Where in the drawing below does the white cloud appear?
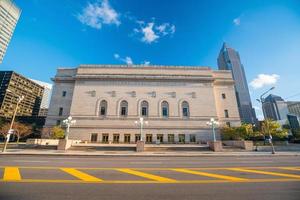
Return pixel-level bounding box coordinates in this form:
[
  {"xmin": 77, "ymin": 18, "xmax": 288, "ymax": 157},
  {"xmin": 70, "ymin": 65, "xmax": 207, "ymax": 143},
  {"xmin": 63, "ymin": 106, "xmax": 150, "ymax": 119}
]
[
  {"xmin": 77, "ymin": 0, "xmax": 120, "ymax": 29},
  {"xmin": 142, "ymin": 61, "xmax": 150, "ymax": 65},
  {"xmin": 114, "ymin": 53, "xmax": 120, "ymax": 59},
  {"xmin": 250, "ymin": 74, "xmax": 280, "ymax": 89},
  {"xmin": 124, "ymin": 57, "xmax": 133, "ymax": 65},
  {"xmin": 114, "ymin": 53, "xmax": 133, "ymax": 65},
  {"xmin": 156, "ymin": 23, "xmax": 175, "ymax": 36},
  {"xmin": 134, "ymin": 21, "xmax": 175, "ymax": 44},
  {"xmin": 141, "ymin": 22, "xmax": 159, "ymax": 43},
  {"xmin": 233, "ymin": 18, "xmax": 240, "ymax": 26}
]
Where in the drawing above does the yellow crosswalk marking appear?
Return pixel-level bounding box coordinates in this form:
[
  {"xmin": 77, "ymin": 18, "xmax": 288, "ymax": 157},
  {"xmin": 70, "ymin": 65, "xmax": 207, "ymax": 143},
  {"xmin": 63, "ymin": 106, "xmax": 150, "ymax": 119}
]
[
  {"xmin": 3, "ymin": 167, "xmax": 21, "ymax": 181},
  {"xmin": 61, "ymin": 168, "xmax": 103, "ymax": 182},
  {"xmin": 117, "ymin": 168, "xmax": 178, "ymax": 183},
  {"xmin": 172, "ymin": 168, "xmax": 248, "ymax": 182},
  {"xmin": 228, "ymin": 168, "xmax": 300, "ymax": 179},
  {"xmin": 279, "ymin": 167, "xmax": 300, "ymax": 171}
]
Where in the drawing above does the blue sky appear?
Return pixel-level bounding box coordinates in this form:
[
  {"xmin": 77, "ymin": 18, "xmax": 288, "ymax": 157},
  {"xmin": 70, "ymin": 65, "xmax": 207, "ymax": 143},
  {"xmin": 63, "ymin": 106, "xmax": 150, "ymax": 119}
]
[{"xmin": 1, "ymin": 0, "xmax": 300, "ymax": 119}]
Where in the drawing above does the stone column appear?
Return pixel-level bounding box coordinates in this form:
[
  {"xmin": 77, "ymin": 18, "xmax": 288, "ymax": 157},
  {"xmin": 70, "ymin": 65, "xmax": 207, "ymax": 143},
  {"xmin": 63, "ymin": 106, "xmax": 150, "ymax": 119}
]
[{"xmin": 174, "ymin": 134, "xmax": 179, "ymax": 144}]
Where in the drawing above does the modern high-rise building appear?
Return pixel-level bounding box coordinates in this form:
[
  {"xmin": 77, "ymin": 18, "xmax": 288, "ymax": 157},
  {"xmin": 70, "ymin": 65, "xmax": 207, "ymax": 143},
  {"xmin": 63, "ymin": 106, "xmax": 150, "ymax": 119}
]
[
  {"xmin": 0, "ymin": 71, "xmax": 44, "ymax": 118},
  {"xmin": 262, "ymin": 94, "xmax": 289, "ymax": 121},
  {"xmin": 31, "ymin": 79, "xmax": 53, "ymax": 117},
  {"xmin": 287, "ymin": 101, "xmax": 300, "ymax": 118},
  {"xmin": 218, "ymin": 43, "xmax": 257, "ymax": 124},
  {"xmin": 0, "ymin": 0, "xmax": 21, "ymax": 63},
  {"xmin": 262, "ymin": 94, "xmax": 300, "ymax": 131}
]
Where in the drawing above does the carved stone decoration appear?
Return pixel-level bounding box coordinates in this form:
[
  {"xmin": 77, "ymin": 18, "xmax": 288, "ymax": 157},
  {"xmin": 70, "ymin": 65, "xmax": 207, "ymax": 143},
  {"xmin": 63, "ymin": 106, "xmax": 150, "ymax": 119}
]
[
  {"xmin": 171, "ymin": 92, "xmax": 176, "ymax": 98},
  {"xmin": 192, "ymin": 92, "xmax": 196, "ymax": 98},
  {"xmin": 111, "ymin": 91, "xmax": 116, "ymax": 97},
  {"xmin": 86, "ymin": 90, "xmax": 96, "ymax": 97},
  {"xmin": 132, "ymin": 91, "xmax": 136, "ymax": 97},
  {"xmin": 152, "ymin": 91, "xmax": 156, "ymax": 98},
  {"xmin": 148, "ymin": 91, "xmax": 156, "ymax": 98}
]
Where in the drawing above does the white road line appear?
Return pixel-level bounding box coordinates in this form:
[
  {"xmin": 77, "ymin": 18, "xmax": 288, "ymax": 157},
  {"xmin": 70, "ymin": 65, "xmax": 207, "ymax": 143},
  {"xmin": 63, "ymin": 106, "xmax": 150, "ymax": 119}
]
[{"xmin": 12, "ymin": 160, "xmax": 50, "ymax": 163}]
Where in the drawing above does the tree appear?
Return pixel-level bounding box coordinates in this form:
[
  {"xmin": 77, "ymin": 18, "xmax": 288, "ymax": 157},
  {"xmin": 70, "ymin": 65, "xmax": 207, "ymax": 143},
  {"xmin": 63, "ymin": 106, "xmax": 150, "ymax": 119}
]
[
  {"xmin": 51, "ymin": 126, "xmax": 65, "ymax": 139},
  {"xmin": 261, "ymin": 119, "xmax": 288, "ymax": 140},
  {"xmin": 0, "ymin": 122, "xmax": 32, "ymax": 144},
  {"xmin": 220, "ymin": 123, "xmax": 257, "ymax": 140},
  {"xmin": 14, "ymin": 122, "xmax": 32, "ymax": 144}
]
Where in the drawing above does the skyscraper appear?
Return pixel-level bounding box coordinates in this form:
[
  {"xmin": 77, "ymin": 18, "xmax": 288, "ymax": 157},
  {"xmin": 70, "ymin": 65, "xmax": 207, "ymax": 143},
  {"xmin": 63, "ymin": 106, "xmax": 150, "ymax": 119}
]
[
  {"xmin": 0, "ymin": 0, "xmax": 21, "ymax": 63},
  {"xmin": 262, "ymin": 94, "xmax": 289, "ymax": 121},
  {"xmin": 0, "ymin": 71, "xmax": 44, "ymax": 118},
  {"xmin": 218, "ymin": 43, "xmax": 257, "ymax": 124},
  {"xmin": 30, "ymin": 79, "xmax": 53, "ymax": 116}
]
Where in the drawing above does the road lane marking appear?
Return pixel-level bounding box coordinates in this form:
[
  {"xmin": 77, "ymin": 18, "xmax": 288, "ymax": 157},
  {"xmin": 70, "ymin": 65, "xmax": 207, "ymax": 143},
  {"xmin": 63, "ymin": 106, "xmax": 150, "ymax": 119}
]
[
  {"xmin": 117, "ymin": 168, "xmax": 177, "ymax": 183},
  {"xmin": 279, "ymin": 167, "xmax": 300, "ymax": 171},
  {"xmin": 60, "ymin": 168, "xmax": 103, "ymax": 182},
  {"xmin": 3, "ymin": 167, "xmax": 21, "ymax": 181},
  {"xmin": 0, "ymin": 178, "xmax": 299, "ymax": 184},
  {"xmin": 172, "ymin": 168, "xmax": 248, "ymax": 182},
  {"xmin": 1, "ymin": 166, "xmax": 300, "ymax": 170},
  {"xmin": 12, "ymin": 160, "xmax": 49, "ymax": 163},
  {"xmin": 228, "ymin": 168, "xmax": 300, "ymax": 179}
]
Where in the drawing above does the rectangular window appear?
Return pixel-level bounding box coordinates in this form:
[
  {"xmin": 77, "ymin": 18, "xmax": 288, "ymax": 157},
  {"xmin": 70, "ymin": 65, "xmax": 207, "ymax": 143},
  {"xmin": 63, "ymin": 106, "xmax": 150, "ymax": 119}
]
[
  {"xmin": 168, "ymin": 134, "xmax": 174, "ymax": 143},
  {"xmin": 102, "ymin": 134, "xmax": 109, "ymax": 143},
  {"xmin": 58, "ymin": 107, "xmax": 63, "ymax": 116},
  {"xmin": 183, "ymin": 108, "xmax": 188, "ymax": 117},
  {"xmin": 121, "ymin": 107, "xmax": 127, "ymax": 116},
  {"xmin": 113, "ymin": 134, "xmax": 120, "ymax": 143},
  {"xmin": 62, "ymin": 91, "xmax": 67, "ymax": 97},
  {"xmin": 124, "ymin": 134, "xmax": 131, "ymax": 143},
  {"xmin": 56, "ymin": 120, "xmax": 61, "ymax": 126},
  {"xmin": 222, "ymin": 93, "xmax": 226, "ymax": 99},
  {"xmin": 141, "ymin": 107, "xmax": 147, "ymax": 116},
  {"xmin": 224, "ymin": 109, "xmax": 229, "ymax": 118},
  {"xmin": 179, "ymin": 134, "xmax": 185, "ymax": 143},
  {"xmin": 190, "ymin": 134, "xmax": 196, "ymax": 143},
  {"xmin": 146, "ymin": 134, "xmax": 152, "ymax": 143},
  {"xmin": 100, "ymin": 107, "xmax": 106, "ymax": 116},
  {"xmin": 91, "ymin": 133, "xmax": 98, "ymax": 142},
  {"xmin": 226, "ymin": 122, "xmax": 231, "ymax": 127},
  {"xmin": 135, "ymin": 134, "xmax": 141, "ymax": 142},
  {"xmin": 162, "ymin": 108, "xmax": 168, "ymax": 117},
  {"xmin": 157, "ymin": 134, "xmax": 163, "ymax": 143}
]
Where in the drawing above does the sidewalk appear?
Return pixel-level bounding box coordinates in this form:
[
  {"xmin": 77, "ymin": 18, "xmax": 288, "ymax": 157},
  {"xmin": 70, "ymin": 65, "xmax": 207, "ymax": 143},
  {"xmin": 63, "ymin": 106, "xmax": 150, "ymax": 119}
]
[{"xmin": 1, "ymin": 148, "xmax": 300, "ymax": 157}]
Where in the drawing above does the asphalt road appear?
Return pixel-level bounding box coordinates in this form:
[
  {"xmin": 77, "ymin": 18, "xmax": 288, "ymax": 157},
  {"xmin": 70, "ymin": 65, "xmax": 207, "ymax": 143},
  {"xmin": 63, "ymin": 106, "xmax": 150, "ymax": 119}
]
[{"xmin": 0, "ymin": 155, "xmax": 300, "ymax": 200}]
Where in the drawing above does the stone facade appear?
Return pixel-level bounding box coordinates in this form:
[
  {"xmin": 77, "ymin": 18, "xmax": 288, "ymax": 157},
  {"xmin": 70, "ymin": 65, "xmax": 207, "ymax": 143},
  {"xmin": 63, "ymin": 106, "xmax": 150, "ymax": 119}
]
[{"xmin": 44, "ymin": 65, "xmax": 241, "ymax": 143}]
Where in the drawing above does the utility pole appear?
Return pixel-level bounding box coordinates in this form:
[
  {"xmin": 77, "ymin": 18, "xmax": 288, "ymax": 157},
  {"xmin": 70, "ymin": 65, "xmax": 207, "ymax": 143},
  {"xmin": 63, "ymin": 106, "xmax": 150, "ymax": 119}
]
[{"xmin": 2, "ymin": 89, "xmax": 24, "ymax": 152}]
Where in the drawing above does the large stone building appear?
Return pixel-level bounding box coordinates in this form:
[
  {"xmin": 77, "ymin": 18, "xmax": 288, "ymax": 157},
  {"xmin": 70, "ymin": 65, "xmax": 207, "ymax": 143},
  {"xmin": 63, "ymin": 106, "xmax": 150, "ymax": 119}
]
[
  {"xmin": 44, "ymin": 65, "xmax": 241, "ymax": 143},
  {"xmin": 0, "ymin": 0, "xmax": 21, "ymax": 63},
  {"xmin": 0, "ymin": 71, "xmax": 44, "ymax": 118}
]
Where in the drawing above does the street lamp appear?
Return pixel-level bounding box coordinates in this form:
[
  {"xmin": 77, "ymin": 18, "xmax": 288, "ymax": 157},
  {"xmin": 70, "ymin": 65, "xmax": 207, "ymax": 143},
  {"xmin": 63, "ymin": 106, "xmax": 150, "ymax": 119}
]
[
  {"xmin": 62, "ymin": 116, "xmax": 76, "ymax": 141},
  {"xmin": 206, "ymin": 118, "xmax": 219, "ymax": 142},
  {"xmin": 2, "ymin": 89, "xmax": 24, "ymax": 152},
  {"xmin": 257, "ymin": 87, "xmax": 276, "ymax": 154},
  {"xmin": 257, "ymin": 86, "xmax": 275, "ymax": 119},
  {"xmin": 135, "ymin": 117, "xmax": 148, "ymax": 141}
]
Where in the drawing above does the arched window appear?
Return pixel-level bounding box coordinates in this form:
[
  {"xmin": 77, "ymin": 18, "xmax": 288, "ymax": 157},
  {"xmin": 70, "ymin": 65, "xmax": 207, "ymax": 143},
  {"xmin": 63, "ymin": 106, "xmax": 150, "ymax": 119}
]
[
  {"xmin": 182, "ymin": 101, "xmax": 189, "ymax": 117},
  {"xmin": 120, "ymin": 100, "xmax": 128, "ymax": 117},
  {"xmin": 141, "ymin": 101, "xmax": 149, "ymax": 117},
  {"xmin": 161, "ymin": 101, "xmax": 169, "ymax": 118},
  {"xmin": 100, "ymin": 100, "xmax": 107, "ymax": 116}
]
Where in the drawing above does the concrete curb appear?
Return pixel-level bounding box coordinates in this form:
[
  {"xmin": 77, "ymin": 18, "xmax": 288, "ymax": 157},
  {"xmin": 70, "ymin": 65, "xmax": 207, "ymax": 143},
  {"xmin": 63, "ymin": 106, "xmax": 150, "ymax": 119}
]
[{"xmin": 1, "ymin": 151, "xmax": 300, "ymax": 157}]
